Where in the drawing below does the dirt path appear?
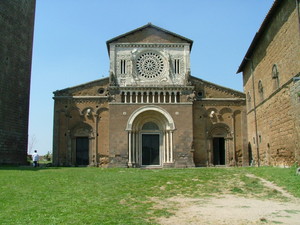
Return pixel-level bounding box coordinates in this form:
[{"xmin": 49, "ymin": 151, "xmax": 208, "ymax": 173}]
[
  {"xmin": 155, "ymin": 174, "xmax": 300, "ymax": 225},
  {"xmin": 245, "ymin": 174, "xmax": 294, "ymax": 199}
]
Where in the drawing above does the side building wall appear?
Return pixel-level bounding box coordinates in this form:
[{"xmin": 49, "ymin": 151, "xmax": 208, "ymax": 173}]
[
  {"xmin": 0, "ymin": 0, "xmax": 36, "ymax": 164},
  {"xmin": 243, "ymin": 1, "xmax": 300, "ymax": 166}
]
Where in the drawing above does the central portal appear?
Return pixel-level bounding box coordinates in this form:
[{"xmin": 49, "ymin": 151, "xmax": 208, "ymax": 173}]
[{"xmin": 142, "ymin": 134, "xmax": 160, "ymax": 166}]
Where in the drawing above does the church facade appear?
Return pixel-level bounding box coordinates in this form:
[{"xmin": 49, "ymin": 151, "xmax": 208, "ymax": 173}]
[{"xmin": 53, "ymin": 24, "xmax": 247, "ymax": 168}]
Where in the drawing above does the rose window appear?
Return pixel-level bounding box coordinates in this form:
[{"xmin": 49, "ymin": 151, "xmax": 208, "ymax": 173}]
[{"xmin": 136, "ymin": 52, "xmax": 164, "ymax": 79}]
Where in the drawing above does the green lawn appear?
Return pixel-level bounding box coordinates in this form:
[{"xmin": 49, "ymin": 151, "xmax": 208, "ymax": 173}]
[{"xmin": 0, "ymin": 166, "xmax": 299, "ymax": 225}]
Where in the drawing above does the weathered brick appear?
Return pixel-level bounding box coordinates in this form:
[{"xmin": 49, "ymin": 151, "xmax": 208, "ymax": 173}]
[
  {"xmin": 239, "ymin": 0, "xmax": 300, "ymax": 167},
  {"xmin": 0, "ymin": 0, "xmax": 35, "ymax": 165}
]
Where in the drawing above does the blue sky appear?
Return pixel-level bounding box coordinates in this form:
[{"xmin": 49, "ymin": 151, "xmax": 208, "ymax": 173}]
[{"xmin": 29, "ymin": 0, "xmax": 274, "ymax": 155}]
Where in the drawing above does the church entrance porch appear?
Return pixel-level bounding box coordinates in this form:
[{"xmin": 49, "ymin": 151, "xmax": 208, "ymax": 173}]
[
  {"xmin": 126, "ymin": 106, "xmax": 175, "ymax": 168},
  {"xmin": 76, "ymin": 137, "xmax": 89, "ymax": 165}
]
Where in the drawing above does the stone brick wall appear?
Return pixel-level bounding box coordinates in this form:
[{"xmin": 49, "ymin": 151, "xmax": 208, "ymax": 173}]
[
  {"xmin": 290, "ymin": 80, "xmax": 300, "ymax": 164},
  {"xmin": 247, "ymin": 80, "xmax": 298, "ymax": 166},
  {"xmin": 0, "ymin": 0, "xmax": 36, "ymax": 164},
  {"xmin": 52, "ymin": 98, "xmax": 110, "ymax": 166},
  {"xmin": 242, "ymin": 1, "xmax": 300, "ymax": 166}
]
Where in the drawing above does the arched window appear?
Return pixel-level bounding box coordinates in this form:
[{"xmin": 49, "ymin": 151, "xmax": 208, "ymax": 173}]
[
  {"xmin": 258, "ymin": 80, "xmax": 264, "ymax": 101},
  {"xmin": 272, "ymin": 64, "xmax": 279, "ymax": 90}
]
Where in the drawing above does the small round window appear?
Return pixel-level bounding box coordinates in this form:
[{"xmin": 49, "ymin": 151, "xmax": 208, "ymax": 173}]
[
  {"xmin": 197, "ymin": 91, "xmax": 203, "ymax": 98},
  {"xmin": 98, "ymin": 88, "xmax": 105, "ymax": 94}
]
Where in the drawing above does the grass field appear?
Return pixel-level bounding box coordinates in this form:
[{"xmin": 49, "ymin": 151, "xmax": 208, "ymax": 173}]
[{"xmin": 0, "ymin": 166, "xmax": 299, "ymax": 225}]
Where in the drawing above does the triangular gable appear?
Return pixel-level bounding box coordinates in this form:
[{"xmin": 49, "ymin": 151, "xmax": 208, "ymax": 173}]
[
  {"xmin": 53, "ymin": 77, "xmax": 109, "ymax": 97},
  {"xmin": 106, "ymin": 23, "xmax": 193, "ymax": 52},
  {"xmin": 190, "ymin": 76, "xmax": 245, "ymax": 99}
]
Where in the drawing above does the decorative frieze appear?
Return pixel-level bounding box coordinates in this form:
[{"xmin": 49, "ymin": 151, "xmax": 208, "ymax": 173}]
[{"xmin": 115, "ymin": 43, "xmax": 187, "ymax": 49}]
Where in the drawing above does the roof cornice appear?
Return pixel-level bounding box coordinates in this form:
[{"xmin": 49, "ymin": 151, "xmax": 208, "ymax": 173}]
[
  {"xmin": 106, "ymin": 23, "xmax": 193, "ymax": 53},
  {"xmin": 237, "ymin": 0, "xmax": 282, "ymax": 74}
]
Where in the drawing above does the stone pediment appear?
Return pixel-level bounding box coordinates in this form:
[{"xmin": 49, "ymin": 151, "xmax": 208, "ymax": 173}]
[
  {"xmin": 53, "ymin": 77, "xmax": 109, "ymax": 97},
  {"xmin": 106, "ymin": 23, "xmax": 193, "ymax": 51},
  {"xmin": 189, "ymin": 76, "xmax": 245, "ymax": 99}
]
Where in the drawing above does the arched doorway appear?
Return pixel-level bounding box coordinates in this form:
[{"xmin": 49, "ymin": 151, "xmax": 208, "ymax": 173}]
[
  {"xmin": 126, "ymin": 106, "xmax": 175, "ymax": 168},
  {"xmin": 208, "ymin": 123, "xmax": 232, "ymax": 166},
  {"xmin": 71, "ymin": 123, "xmax": 94, "ymax": 166}
]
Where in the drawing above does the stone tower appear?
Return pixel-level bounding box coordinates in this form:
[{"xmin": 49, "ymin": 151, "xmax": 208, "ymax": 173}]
[{"xmin": 0, "ymin": 0, "xmax": 36, "ymax": 164}]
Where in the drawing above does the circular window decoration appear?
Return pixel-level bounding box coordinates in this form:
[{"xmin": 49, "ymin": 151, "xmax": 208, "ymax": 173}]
[
  {"xmin": 136, "ymin": 52, "xmax": 164, "ymax": 79},
  {"xmin": 98, "ymin": 88, "xmax": 105, "ymax": 94}
]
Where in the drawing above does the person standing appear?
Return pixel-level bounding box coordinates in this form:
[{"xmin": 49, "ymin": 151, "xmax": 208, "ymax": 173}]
[{"xmin": 32, "ymin": 150, "xmax": 39, "ymax": 167}]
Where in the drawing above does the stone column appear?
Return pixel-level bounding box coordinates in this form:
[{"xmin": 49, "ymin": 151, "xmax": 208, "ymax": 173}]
[
  {"xmin": 135, "ymin": 131, "xmax": 139, "ymax": 166},
  {"xmin": 225, "ymin": 137, "xmax": 233, "ymax": 166},
  {"xmin": 146, "ymin": 91, "xmax": 149, "ymax": 103},
  {"xmin": 166, "ymin": 131, "xmax": 170, "ymax": 163},
  {"xmin": 129, "ymin": 92, "xmax": 133, "ymax": 103},
  {"xmin": 128, "ymin": 131, "xmax": 132, "ymax": 167},
  {"xmin": 124, "ymin": 92, "xmax": 127, "ymax": 103},
  {"xmin": 132, "ymin": 131, "xmax": 136, "ymax": 164},
  {"xmin": 170, "ymin": 131, "xmax": 173, "ymax": 162},
  {"xmin": 163, "ymin": 131, "xmax": 166, "ymax": 162},
  {"xmin": 208, "ymin": 139, "xmax": 212, "ymax": 166}
]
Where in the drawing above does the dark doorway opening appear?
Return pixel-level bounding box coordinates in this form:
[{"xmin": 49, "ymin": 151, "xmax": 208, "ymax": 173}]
[
  {"xmin": 76, "ymin": 137, "xmax": 89, "ymax": 165},
  {"xmin": 248, "ymin": 142, "xmax": 253, "ymax": 165},
  {"xmin": 213, "ymin": 137, "xmax": 225, "ymax": 165},
  {"xmin": 142, "ymin": 134, "xmax": 159, "ymax": 165}
]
